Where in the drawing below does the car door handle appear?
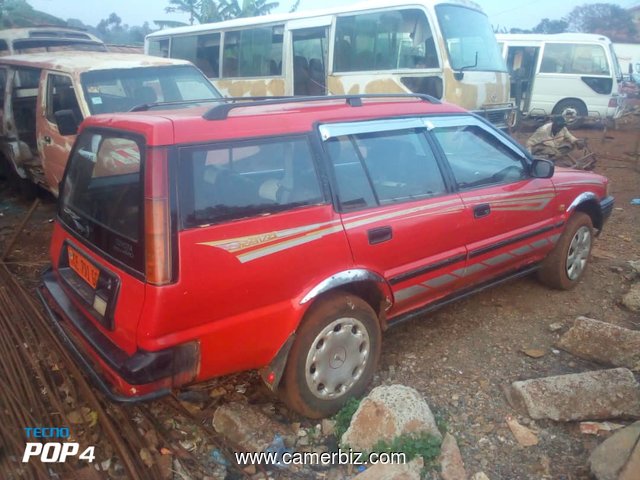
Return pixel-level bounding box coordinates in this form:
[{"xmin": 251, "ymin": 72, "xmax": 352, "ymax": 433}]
[
  {"xmin": 474, "ymin": 203, "xmax": 491, "ymax": 219},
  {"xmin": 367, "ymin": 226, "xmax": 393, "ymax": 245}
]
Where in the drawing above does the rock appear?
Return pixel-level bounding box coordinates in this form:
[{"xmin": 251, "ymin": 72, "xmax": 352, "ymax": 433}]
[
  {"xmin": 243, "ymin": 465, "xmax": 256, "ymax": 475},
  {"xmin": 341, "ymin": 385, "xmax": 442, "ymax": 451},
  {"xmin": 628, "ymin": 260, "xmax": 640, "ymax": 276},
  {"xmin": 522, "ymin": 348, "xmax": 546, "ymax": 359},
  {"xmin": 548, "ymin": 323, "xmax": 563, "ymax": 332},
  {"xmin": 579, "ymin": 421, "xmax": 626, "ymax": 435},
  {"xmin": 352, "ymin": 457, "xmax": 423, "ymax": 480},
  {"xmin": 557, "ymin": 317, "xmax": 640, "ymax": 371},
  {"xmin": 507, "ymin": 368, "xmax": 640, "ymax": 421},
  {"xmin": 622, "ymin": 284, "xmax": 640, "ymax": 312},
  {"xmin": 589, "ymin": 421, "xmax": 640, "ymax": 480},
  {"xmin": 213, "ymin": 403, "xmax": 295, "ymax": 453},
  {"xmin": 439, "ymin": 433, "xmax": 468, "ymax": 480},
  {"xmin": 471, "ymin": 473, "xmax": 491, "ymax": 480},
  {"xmin": 619, "ymin": 438, "xmax": 640, "ymax": 480},
  {"xmin": 321, "ymin": 419, "xmax": 336, "ymax": 437},
  {"xmin": 505, "ymin": 415, "xmax": 538, "ymax": 446}
]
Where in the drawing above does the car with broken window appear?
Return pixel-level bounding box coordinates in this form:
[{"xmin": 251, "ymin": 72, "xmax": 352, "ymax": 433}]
[
  {"xmin": 39, "ymin": 94, "xmax": 614, "ymax": 418},
  {"xmin": 0, "ymin": 51, "xmax": 221, "ymax": 196}
]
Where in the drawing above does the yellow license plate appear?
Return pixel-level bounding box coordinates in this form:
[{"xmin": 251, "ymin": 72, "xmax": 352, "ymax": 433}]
[{"xmin": 68, "ymin": 247, "xmax": 99, "ymax": 289}]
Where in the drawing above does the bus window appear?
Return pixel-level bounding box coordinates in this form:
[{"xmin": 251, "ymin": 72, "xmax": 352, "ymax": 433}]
[
  {"xmin": 223, "ymin": 26, "xmax": 283, "ymax": 77},
  {"xmin": 148, "ymin": 38, "xmax": 169, "ymax": 58},
  {"xmin": 333, "ymin": 9, "xmax": 437, "ymax": 72},
  {"xmin": 292, "ymin": 27, "xmax": 328, "ymax": 95},
  {"xmin": 541, "ymin": 43, "xmax": 610, "ymax": 75},
  {"xmin": 172, "ymin": 33, "xmax": 220, "ymax": 78}
]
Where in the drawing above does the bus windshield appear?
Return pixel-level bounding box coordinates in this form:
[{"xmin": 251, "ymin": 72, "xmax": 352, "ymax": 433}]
[{"xmin": 436, "ymin": 5, "xmax": 506, "ymax": 72}]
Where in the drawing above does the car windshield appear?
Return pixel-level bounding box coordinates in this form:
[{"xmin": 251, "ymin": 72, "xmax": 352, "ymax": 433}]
[
  {"xmin": 436, "ymin": 5, "xmax": 506, "ymax": 72},
  {"xmin": 81, "ymin": 65, "xmax": 221, "ymax": 114}
]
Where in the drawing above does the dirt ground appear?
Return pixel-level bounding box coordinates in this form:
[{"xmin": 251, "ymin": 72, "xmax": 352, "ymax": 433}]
[{"xmin": 0, "ymin": 122, "xmax": 639, "ymax": 480}]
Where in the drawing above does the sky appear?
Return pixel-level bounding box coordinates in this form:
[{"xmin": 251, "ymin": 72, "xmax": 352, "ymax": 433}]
[{"xmin": 26, "ymin": 0, "xmax": 640, "ymax": 30}]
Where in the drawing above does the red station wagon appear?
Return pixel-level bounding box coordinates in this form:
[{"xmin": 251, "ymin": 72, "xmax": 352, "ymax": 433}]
[{"xmin": 40, "ymin": 95, "xmax": 614, "ymax": 418}]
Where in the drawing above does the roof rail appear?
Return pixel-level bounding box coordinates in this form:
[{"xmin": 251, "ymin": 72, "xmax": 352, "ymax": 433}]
[
  {"xmin": 202, "ymin": 94, "xmax": 442, "ymax": 121},
  {"xmin": 128, "ymin": 96, "xmax": 293, "ymax": 112}
]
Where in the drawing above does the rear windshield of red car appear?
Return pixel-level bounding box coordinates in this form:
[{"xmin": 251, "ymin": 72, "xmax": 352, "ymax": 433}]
[{"xmin": 59, "ymin": 130, "xmax": 144, "ymax": 273}]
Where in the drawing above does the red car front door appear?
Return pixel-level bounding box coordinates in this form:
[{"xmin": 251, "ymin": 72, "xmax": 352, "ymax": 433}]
[{"xmin": 429, "ymin": 117, "xmax": 561, "ymax": 287}]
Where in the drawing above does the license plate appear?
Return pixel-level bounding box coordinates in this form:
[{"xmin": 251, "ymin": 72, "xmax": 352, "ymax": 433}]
[{"xmin": 68, "ymin": 246, "xmax": 99, "ymax": 289}]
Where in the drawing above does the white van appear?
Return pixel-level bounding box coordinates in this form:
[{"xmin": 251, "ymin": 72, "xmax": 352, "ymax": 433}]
[{"xmin": 496, "ymin": 33, "xmax": 622, "ymax": 126}]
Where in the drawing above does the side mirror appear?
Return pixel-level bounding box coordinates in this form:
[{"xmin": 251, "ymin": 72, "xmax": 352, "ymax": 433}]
[
  {"xmin": 531, "ymin": 158, "xmax": 554, "ymax": 178},
  {"xmin": 54, "ymin": 110, "xmax": 79, "ymax": 136}
]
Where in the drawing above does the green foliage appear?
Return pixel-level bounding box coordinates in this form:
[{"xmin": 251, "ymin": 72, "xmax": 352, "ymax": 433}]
[
  {"xmin": 533, "ymin": 18, "xmax": 568, "ymax": 34},
  {"xmin": 165, "ymin": 0, "xmax": 280, "ymax": 24},
  {"xmin": 370, "ymin": 432, "xmax": 442, "ymax": 469},
  {"xmin": 0, "ymin": 0, "xmax": 65, "ymax": 28},
  {"xmin": 434, "ymin": 411, "xmax": 448, "ymax": 435},
  {"xmin": 333, "ymin": 397, "xmax": 361, "ymax": 442},
  {"xmin": 564, "ymin": 3, "xmax": 637, "ymax": 42}
]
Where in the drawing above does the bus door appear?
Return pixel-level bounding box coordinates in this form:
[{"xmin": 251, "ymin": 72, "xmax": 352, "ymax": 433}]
[
  {"xmin": 506, "ymin": 46, "xmax": 539, "ymax": 113},
  {"xmin": 287, "ymin": 18, "xmax": 331, "ymax": 96}
]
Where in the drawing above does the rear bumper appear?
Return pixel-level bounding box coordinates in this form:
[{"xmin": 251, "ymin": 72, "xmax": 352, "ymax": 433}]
[{"xmin": 39, "ymin": 268, "xmax": 198, "ymax": 402}]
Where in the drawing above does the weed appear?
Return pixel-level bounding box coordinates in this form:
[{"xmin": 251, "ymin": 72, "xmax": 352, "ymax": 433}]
[
  {"xmin": 434, "ymin": 411, "xmax": 448, "ymax": 434},
  {"xmin": 370, "ymin": 432, "xmax": 442, "ymax": 469},
  {"xmin": 333, "ymin": 397, "xmax": 361, "ymax": 442}
]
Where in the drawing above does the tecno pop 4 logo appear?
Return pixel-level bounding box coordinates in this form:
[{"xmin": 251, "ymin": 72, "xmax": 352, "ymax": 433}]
[{"xmin": 22, "ymin": 427, "xmax": 95, "ymax": 463}]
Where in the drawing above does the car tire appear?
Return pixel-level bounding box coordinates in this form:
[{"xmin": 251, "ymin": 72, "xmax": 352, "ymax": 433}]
[
  {"xmin": 552, "ymin": 99, "xmax": 587, "ymax": 128},
  {"xmin": 280, "ymin": 292, "xmax": 381, "ymax": 419},
  {"xmin": 538, "ymin": 212, "xmax": 593, "ymax": 290}
]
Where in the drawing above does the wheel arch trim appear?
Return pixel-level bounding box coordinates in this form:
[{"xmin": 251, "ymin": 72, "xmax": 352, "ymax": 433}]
[
  {"xmin": 567, "ymin": 192, "xmax": 603, "ymax": 230},
  {"xmin": 567, "ymin": 192, "xmax": 598, "ymax": 212},
  {"xmin": 300, "ymin": 269, "xmax": 391, "ymax": 306}
]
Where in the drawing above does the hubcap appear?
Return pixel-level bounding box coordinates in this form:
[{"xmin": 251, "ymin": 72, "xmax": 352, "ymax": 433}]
[
  {"xmin": 305, "ymin": 317, "xmax": 370, "ymax": 400},
  {"xmin": 566, "ymin": 225, "xmax": 591, "ymax": 280}
]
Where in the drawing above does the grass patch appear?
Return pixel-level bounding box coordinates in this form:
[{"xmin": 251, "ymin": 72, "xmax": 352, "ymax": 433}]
[
  {"xmin": 333, "ymin": 397, "xmax": 361, "ymax": 441},
  {"xmin": 371, "ymin": 432, "xmax": 442, "ymax": 469}
]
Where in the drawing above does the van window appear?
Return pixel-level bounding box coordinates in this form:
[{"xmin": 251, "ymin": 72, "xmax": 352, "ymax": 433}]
[
  {"xmin": 540, "ymin": 43, "xmax": 610, "ymax": 75},
  {"xmin": 179, "ymin": 137, "xmax": 323, "ymax": 227},
  {"xmin": 334, "ymin": 9, "xmax": 437, "ymax": 72},
  {"xmin": 327, "ymin": 129, "xmax": 446, "ymax": 209},
  {"xmin": 223, "ymin": 26, "xmax": 283, "ymax": 77},
  {"xmin": 433, "ymin": 125, "xmax": 526, "ymax": 189},
  {"xmin": 46, "ymin": 74, "xmax": 82, "ymax": 125},
  {"xmin": 148, "ymin": 38, "xmax": 169, "ymax": 58}
]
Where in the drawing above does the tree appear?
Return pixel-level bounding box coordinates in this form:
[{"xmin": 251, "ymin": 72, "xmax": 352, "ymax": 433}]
[
  {"xmin": 0, "ymin": 0, "xmax": 65, "ymax": 27},
  {"xmin": 165, "ymin": 0, "xmax": 284, "ymax": 24},
  {"xmin": 564, "ymin": 3, "xmax": 636, "ymax": 42},
  {"xmin": 533, "ymin": 18, "xmax": 568, "ymax": 34}
]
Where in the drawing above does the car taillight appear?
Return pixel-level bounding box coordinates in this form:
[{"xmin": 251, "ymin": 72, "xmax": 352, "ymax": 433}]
[
  {"xmin": 608, "ymin": 97, "xmax": 618, "ymax": 108},
  {"xmin": 144, "ymin": 148, "xmax": 171, "ymax": 285}
]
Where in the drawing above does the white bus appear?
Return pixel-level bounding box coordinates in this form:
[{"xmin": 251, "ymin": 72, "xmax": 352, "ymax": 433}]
[
  {"xmin": 496, "ymin": 33, "xmax": 622, "ymax": 126},
  {"xmin": 145, "ymin": 0, "xmax": 512, "ymax": 127}
]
